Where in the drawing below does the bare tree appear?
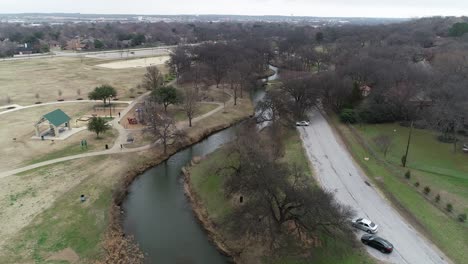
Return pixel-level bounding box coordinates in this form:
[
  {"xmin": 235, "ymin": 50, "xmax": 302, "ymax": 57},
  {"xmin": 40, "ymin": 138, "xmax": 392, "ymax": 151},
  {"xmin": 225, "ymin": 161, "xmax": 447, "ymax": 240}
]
[
  {"xmin": 143, "ymin": 66, "xmax": 163, "ymax": 91},
  {"xmin": 144, "ymin": 102, "xmax": 185, "ymax": 154},
  {"xmin": 194, "ymin": 43, "xmax": 230, "ymax": 88},
  {"xmin": 256, "ymin": 89, "xmax": 293, "ymax": 125},
  {"xmin": 219, "ymin": 125, "xmax": 355, "ymax": 249},
  {"xmin": 183, "ymin": 86, "xmax": 199, "ymax": 127},
  {"xmin": 168, "ymin": 45, "xmax": 192, "ymax": 82},
  {"xmin": 226, "ymin": 70, "xmax": 241, "ymax": 106},
  {"xmin": 280, "ymin": 76, "xmax": 319, "ymax": 118},
  {"xmin": 373, "ymin": 134, "xmax": 394, "ymax": 157},
  {"xmin": 181, "ymin": 63, "xmax": 209, "ymax": 95}
]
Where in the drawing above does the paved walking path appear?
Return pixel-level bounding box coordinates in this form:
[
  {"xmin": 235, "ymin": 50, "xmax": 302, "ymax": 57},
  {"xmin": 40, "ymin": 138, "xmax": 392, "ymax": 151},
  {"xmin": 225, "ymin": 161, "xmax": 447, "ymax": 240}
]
[
  {"xmin": 0, "ymin": 90, "xmax": 232, "ymax": 179},
  {"xmin": 0, "ymin": 100, "xmax": 132, "ymax": 116}
]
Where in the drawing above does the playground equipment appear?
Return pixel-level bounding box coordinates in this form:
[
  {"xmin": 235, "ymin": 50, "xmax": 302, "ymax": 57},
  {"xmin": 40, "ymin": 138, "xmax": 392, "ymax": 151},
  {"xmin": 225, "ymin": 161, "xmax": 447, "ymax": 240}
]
[{"xmin": 127, "ymin": 117, "xmax": 138, "ymax": 125}]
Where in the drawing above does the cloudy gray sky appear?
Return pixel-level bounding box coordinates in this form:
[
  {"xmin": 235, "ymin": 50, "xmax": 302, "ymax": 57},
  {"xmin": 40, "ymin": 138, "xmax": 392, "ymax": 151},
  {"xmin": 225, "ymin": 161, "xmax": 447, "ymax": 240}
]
[{"xmin": 2, "ymin": 0, "xmax": 468, "ymax": 18}]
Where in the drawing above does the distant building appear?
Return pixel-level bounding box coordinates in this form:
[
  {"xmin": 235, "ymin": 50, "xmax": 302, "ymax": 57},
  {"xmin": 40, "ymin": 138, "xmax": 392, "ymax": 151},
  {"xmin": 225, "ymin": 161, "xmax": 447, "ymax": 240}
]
[
  {"xmin": 360, "ymin": 85, "xmax": 372, "ymax": 97},
  {"xmin": 15, "ymin": 43, "xmax": 33, "ymax": 55},
  {"xmin": 66, "ymin": 37, "xmax": 84, "ymax": 50},
  {"xmin": 66, "ymin": 36, "xmax": 95, "ymax": 50},
  {"xmin": 48, "ymin": 40, "xmax": 61, "ymax": 49},
  {"xmin": 409, "ymin": 91, "xmax": 433, "ymax": 109}
]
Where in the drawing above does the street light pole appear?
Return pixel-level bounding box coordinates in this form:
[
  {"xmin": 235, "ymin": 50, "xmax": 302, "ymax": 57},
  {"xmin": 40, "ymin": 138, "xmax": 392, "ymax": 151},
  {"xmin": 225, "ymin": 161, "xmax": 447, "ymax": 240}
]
[{"xmin": 109, "ymin": 97, "xmax": 112, "ymax": 118}]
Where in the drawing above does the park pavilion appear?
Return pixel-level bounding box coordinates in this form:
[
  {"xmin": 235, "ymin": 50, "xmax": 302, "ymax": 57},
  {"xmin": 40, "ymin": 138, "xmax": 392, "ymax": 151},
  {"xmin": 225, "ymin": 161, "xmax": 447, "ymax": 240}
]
[{"xmin": 34, "ymin": 109, "xmax": 72, "ymax": 138}]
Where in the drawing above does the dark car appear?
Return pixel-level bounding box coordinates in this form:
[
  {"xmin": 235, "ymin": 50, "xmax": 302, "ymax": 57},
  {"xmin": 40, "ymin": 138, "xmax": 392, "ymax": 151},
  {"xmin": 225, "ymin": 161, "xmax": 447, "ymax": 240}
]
[{"xmin": 361, "ymin": 234, "xmax": 393, "ymax": 254}]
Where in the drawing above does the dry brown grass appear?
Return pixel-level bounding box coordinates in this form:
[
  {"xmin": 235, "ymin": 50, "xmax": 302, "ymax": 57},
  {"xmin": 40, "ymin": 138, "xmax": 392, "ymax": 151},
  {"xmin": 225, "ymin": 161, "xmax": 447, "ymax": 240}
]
[
  {"xmin": 0, "ymin": 103, "xmax": 117, "ymax": 170},
  {"xmin": 0, "ymin": 84, "xmax": 254, "ymax": 263},
  {"xmin": 0, "ymin": 56, "xmax": 167, "ymax": 105}
]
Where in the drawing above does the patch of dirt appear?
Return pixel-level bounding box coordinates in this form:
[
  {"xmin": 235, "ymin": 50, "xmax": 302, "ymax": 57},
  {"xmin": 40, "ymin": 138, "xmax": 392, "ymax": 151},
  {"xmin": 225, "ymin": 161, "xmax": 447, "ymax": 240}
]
[
  {"xmin": 46, "ymin": 247, "xmax": 79, "ymax": 263},
  {"xmin": 96, "ymin": 56, "xmax": 170, "ymax": 69}
]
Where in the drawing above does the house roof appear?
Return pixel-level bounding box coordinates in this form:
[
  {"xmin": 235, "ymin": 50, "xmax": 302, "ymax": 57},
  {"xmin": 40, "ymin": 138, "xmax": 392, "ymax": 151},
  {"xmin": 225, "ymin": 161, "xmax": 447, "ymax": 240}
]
[{"xmin": 43, "ymin": 109, "xmax": 71, "ymax": 127}]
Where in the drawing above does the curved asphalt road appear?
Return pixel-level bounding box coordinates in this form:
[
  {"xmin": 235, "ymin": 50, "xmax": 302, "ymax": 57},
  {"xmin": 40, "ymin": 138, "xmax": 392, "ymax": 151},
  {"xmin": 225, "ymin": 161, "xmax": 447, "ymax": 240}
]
[{"xmin": 298, "ymin": 109, "xmax": 451, "ymax": 264}]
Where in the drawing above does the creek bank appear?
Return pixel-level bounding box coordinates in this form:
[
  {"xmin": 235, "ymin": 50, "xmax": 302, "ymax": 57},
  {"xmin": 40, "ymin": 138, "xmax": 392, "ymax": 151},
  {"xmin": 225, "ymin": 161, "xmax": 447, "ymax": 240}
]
[
  {"xmin": 182, "ymin": 164, "xmax": 237, "ymax": 263},
  {"xmin": 116, "ymin": 65, "xmax": 278, "ymax": 263},
  {"xmin": 106, "ymin": 113, "xmax": 252, "ymax": 262}
]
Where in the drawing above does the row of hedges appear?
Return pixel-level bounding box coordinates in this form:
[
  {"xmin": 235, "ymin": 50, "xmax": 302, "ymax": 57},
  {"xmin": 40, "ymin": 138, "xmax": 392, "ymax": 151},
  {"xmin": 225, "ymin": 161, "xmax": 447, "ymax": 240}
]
[{"xmin": 404, "ymin": 170, "xmax": 466, "ymax": 223}]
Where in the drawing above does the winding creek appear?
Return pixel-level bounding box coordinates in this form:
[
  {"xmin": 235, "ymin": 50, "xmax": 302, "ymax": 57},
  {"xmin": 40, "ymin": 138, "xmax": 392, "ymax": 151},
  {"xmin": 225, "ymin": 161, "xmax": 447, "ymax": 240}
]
[{"xmin": 122, "ymin": 65, "xmax": 278, "ymax": 264}]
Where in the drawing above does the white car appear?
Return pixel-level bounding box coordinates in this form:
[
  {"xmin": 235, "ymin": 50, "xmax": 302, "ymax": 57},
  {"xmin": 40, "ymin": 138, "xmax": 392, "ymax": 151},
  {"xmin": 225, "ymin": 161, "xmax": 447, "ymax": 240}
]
[
  {"xmin": 296, "ymin": 121, "xmax": 310, "ymax": 126},
  {"xmin": 351, "ymin": 218, "xmax": 378, "ymax": 233}
]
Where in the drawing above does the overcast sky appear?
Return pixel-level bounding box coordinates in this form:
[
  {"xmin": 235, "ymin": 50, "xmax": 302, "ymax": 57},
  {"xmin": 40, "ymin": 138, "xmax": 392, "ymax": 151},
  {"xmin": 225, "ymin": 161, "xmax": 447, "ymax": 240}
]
[{"xmin": 2, "ymin": 0, "xmax": 468, "ymax": 18}]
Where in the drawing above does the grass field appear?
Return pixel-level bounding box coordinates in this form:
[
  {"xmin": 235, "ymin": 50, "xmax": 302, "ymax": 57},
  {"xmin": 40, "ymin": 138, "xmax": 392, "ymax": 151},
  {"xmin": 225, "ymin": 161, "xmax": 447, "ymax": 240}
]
[
  {"xmin": 0, "ymin": 103, "xmax": 119, "ymax": 171},
  {"xmin": 189, "ymin": 128, "xmax": 374, "ymax": 264},
  {"xmin": 0, "ymin": 154, "xmax": 148, "ymax": 264},
  {"xmin": 0, "ymin": 89, "xmax": 255, "ymax": 264},
  {"xmin": 0, "ymin": 56, "xmax": 166, "ymax": 105},
  {"xmin": 353, "ymin": 123, "xmax": 468, "ymax": 214},
  {"xmin": 332, "ymin": 118, "xmax": 468, "ymax": 264}
]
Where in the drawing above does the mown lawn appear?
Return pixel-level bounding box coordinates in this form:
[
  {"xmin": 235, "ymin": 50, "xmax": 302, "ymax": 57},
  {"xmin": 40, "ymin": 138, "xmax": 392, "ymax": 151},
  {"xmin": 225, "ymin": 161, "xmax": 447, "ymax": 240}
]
[
  {"xmin": 354, "ymin": 123, "xmax": 468, "ymax": 212},
  {"xmin": 189, "ymin": 128, "xmax": 374, "ymax": 264},
  {"xmin": 332, "ymin": 118, "xmax": 468, "ymax": 264}
]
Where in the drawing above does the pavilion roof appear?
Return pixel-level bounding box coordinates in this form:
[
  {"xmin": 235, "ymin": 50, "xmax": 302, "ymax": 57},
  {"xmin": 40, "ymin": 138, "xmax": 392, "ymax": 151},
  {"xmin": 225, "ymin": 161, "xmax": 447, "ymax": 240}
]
[{"xmin": 42, "ymin": 109, "xmax": 71, "ymax": 127}]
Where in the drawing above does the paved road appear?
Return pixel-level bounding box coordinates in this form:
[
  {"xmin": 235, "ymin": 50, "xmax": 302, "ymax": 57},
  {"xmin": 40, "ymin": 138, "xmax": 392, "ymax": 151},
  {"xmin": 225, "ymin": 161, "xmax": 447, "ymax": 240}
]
[
  {"xmin": 298, "ymin": 109, "xmax": 451, "ymax": 264},
  {"xmin": 0, "ymin": 46, "xmax": 176, "ymax": 62}
]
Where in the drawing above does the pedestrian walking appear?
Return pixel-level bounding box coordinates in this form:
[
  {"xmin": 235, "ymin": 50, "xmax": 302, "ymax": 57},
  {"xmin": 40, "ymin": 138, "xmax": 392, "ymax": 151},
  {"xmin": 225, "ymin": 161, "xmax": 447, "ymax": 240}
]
[
  {"xmin": 120, "ymin": 144, "xmax": 123, "ymax": 149},
  {"xmin": 118, "ymin": 112, "xmax": 121, "ymax": 117}
]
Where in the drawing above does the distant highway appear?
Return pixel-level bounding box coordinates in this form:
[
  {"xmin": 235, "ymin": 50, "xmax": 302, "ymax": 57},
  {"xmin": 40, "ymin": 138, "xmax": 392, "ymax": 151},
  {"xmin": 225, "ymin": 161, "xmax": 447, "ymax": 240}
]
[{"xmin": 0, "ymin": 45, "xmax": 176, "ymax": 62}]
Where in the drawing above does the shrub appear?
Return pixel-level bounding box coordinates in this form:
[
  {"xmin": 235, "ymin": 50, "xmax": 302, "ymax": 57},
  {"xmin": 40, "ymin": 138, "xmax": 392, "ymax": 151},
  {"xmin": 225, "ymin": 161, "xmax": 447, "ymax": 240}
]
[
  {"xmin": 414, "ymin": 182, "xmax": 420, "ymax": 187},
  {"xmin": 446, "ymin": 203, "xmax": 453, "ymax": 212},
  {"xmin": 437, "ymin": 134, "xmax": 457, "ymax": 143},
  {"xmin": 401, "ymin": 155, "xmax": 407, "ymax": 167},
  {"xmin": 423, "ymin": 186, "xmax": 431, "ymax": 195},
  {"xmin": 435, "ymin": 194, "xmax": 440, "ymax": 203},
  {"xmin": 405, "ymin": 170, "xmax": 411, "ymax": 179},
  {"xmin": 458, "ymin": 213, "xmax": 467, "ymax": 223},
  {"xmin": 339, "ymin": 108, "xmax": 357, "ymax": 124}
]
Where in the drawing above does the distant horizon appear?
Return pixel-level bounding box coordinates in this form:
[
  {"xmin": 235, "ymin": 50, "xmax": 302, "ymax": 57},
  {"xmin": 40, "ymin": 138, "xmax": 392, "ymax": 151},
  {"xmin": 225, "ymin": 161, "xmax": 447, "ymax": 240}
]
[
  {"xmin": 2, "ymin": 0, "xmax": 467, "ymax": 19},
  {"xmin": 0, "ymin": 12, "xmax": 427, "ymax": 20}
]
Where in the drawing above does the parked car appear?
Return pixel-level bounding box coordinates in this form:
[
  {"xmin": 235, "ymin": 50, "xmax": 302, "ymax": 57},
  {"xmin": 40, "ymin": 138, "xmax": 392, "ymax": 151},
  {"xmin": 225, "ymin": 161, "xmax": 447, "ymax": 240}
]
[
  {"xmin": 296, "ymin": 121, "xmax": 310, "ymax": 126},
  {"xmin": 463, "ymin": 143, "xmax": 468, "ymax": 153},
  {"xmin": 361, "ymin": 234, "xmax": 393, "ymax": 253},
  {"xmin": 351, "ymin": 217, "xmax": 378, "ymax": 233}
]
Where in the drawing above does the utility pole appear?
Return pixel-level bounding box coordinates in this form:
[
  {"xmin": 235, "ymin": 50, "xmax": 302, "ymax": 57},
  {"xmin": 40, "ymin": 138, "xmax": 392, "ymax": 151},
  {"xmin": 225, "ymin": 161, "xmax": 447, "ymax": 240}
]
[{"xmin": 402, "ymin": 120, "xmax": 413, "ymax": 167}]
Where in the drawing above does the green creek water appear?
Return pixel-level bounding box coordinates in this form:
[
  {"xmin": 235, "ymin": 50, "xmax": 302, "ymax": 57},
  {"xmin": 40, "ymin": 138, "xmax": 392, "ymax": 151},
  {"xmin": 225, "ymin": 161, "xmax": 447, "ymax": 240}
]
[{"xmin": 122, "ymin": 65, "xmax": 278, "ymax": 264}]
